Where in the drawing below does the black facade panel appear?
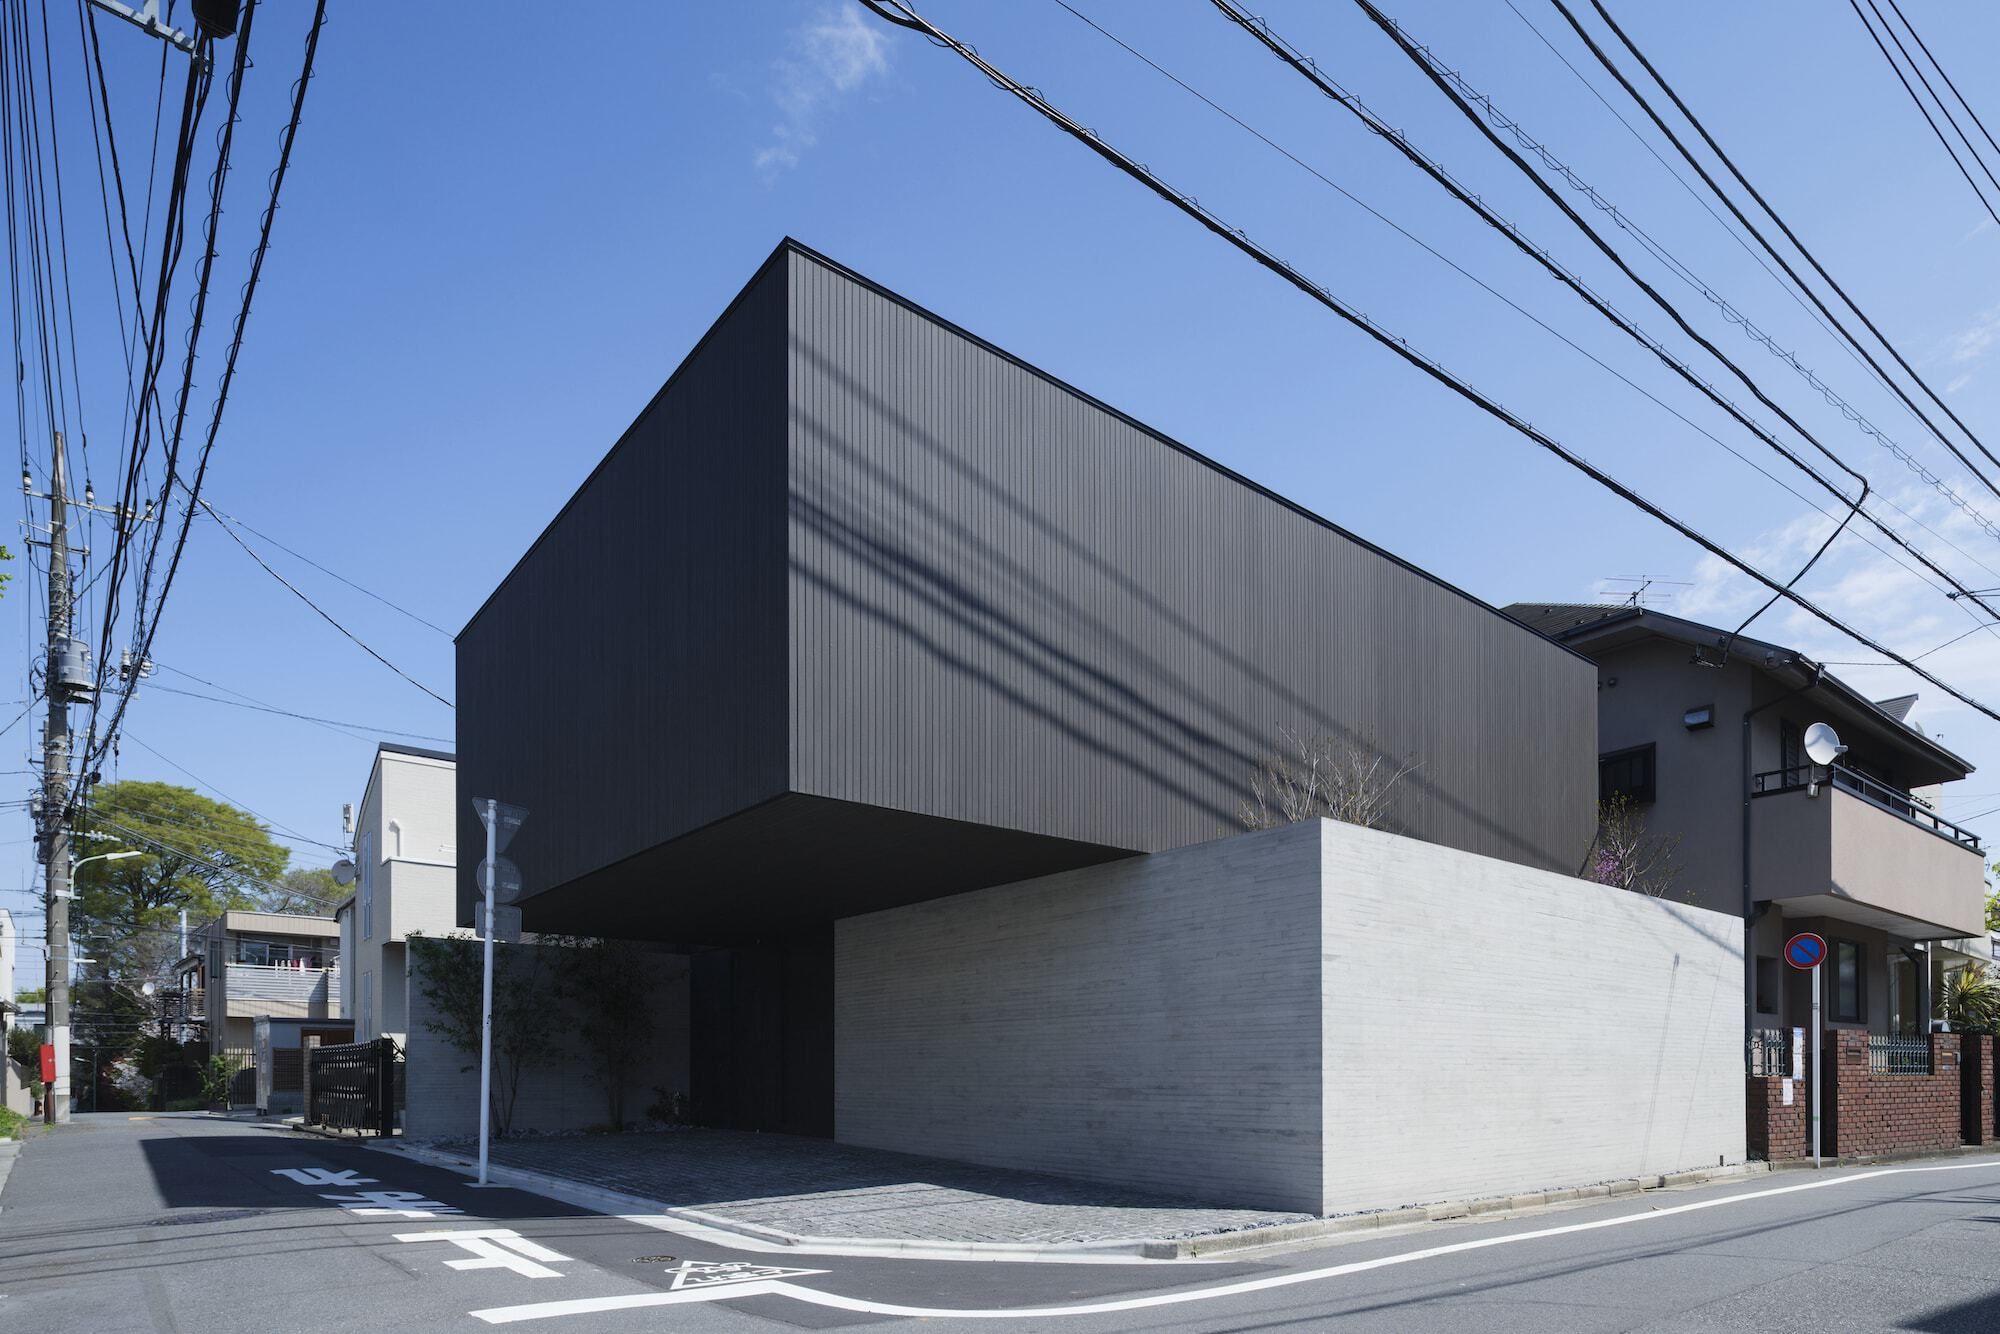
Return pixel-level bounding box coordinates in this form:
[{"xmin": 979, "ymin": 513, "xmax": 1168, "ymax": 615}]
[
  {"xmin": 784, "ymin": 247, "xmax": 1596, "ymax": 874},
  {"xmin": 454, "ymin": 251, "xmax": 790, "ymax": 923},
  {"xmin": 459, "ymin": 240, "xmax": 1597, "ymax": 938}
]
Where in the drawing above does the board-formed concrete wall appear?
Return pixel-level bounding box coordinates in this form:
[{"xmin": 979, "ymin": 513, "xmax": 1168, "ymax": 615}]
[
  {"xmin": 835, "ymin": 821, "xmax": 1326, "ymax": 1212},
  {"xmin": 1317, "ymin": 819, "xmax": 1745, "ymax": 1214},
  {"xmin": 404, "ymin": 941, "xmax": 691, "ymax": 1141},
  {"xmin": 835, "ymin": 818, "xmax": 1745, "ymax": 1216}
]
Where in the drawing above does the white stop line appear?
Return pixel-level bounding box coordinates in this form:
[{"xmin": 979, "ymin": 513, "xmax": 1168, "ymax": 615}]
[{"xmin": 469, "ymin": 1160, "xmax": 2000, "ymax": 1324}]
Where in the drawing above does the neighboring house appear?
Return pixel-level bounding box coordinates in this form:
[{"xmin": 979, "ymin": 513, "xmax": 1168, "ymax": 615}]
[
  {"xmin": 0, "ymin": 907, "xmax": 27, "ymax": 1117},
  {"xmin": 455, "ymin": 239, "xmax": 1619, "ymax": 1172},
  {"xmin": 1502, "ymin": 603, "xmax": 1986, "ymax": 1040},
  {"xmin": 177, "ymin": 911, "xmax": 343, "ymax": 1057},
  {"xmin": 336, "ymin": 743, "xmax": 459, "ymax": 1046}
]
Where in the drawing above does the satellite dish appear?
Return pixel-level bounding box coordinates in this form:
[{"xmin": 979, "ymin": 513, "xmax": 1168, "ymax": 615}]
[
  {"xmin": 1803, "ymin": 722, "xmax": 1846, "ymax": 767},
  {"xmin": 331, "ymin": 858, "xmax": 356, "ymax": 887}
]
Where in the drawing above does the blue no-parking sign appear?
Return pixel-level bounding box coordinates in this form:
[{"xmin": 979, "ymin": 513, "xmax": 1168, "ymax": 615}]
[{"xmin": 1785, "ymin": 932, "xmax": 1828, "ymax": 970}]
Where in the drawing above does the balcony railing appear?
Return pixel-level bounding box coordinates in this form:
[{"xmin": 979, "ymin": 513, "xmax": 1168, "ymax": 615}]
[
  {"xmin": 226, "ymin": 962, "xmax": 338, "ymax": 1006},
  {"xmin": 1752, "ymin": 763, "xmax": 1982, "ymax": 852}
]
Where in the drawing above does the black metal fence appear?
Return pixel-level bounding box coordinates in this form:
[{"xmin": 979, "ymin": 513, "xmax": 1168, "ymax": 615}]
[
  {"xmin": 1747, "ymin": 1028, "xmax": 1794, "ymax": 1077},
  {"xmin": 1869, "ymin": 1034, "xmax": 1933, "ymax": 1075},
  {"xmin": 304, "ymin": 1038, "xmax": 402, "ymax": 1135}
]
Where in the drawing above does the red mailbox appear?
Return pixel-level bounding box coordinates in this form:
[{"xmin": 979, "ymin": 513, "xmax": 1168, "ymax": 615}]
[{"xmin": 38, "ymin": 1043, "xmax": 55, "ymax": 1086}]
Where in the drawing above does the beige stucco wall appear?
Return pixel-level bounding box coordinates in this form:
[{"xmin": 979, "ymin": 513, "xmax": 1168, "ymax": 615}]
[{"xmin": 1752, "ymin": 787, "xmax": 1985, "ymax": 937}]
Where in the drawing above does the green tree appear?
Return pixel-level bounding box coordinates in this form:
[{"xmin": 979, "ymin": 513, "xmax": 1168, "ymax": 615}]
[
  {"xmin": 408, "ymin": 935, "xmax": 562, "ymax": 1137},
  {"xmin": 1986, "ymin": 887, "xmax": 1999, "ymax": 934},
  {"xmin": 13, "ymin": 987, "xmax": 44, "ymax": 1004},
  {"xmin": 550, "ymin": 937, "xmax": 656, "ymax": 1129},
  {"xmin": 72, "ymin": 781, "xmax": 288, "ymax": 983},
  {"xmin": 0, "ymin": 542, "xmax": 12, "ymax": 598},
  {"xmin": 262, "ymin": 867, "xmax": 343, "ymax": 915}
]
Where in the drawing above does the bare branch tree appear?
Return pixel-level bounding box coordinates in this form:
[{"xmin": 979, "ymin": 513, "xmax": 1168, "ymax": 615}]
[
  {"xmin": 1240, "ymin": 728, "xmax": 1416, "ymax": 832},
  {"xmin": 1584, "ymin": 794, "xmax": 1681, "ymax": 897}
]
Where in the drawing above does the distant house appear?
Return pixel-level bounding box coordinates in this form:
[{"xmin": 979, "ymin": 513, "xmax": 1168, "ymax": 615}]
[
  {"xmin": 1502, "ymin": 603, "xmax": 1986, "ymax": 1037},
  {"xmin": 177, "ymin": 910, "xmax": 344, "ymax": 1057},
  {"xmin": 334, "ymin": 743, "xmax": 459, "ymax": 1045}
]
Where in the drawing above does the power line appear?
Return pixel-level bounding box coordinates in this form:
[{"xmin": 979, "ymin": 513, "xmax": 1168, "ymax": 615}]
[
  {"xmin": 87, "ymin": 0, "xmax": 339, "ymax": 783},
  {"xmin": 198, "ymin": 496, "xmax": 453, "ymax": 638},
  {"xmin": 193, "ymin": 492, "xmax": 452, "ymax": 708},
  {"xmin": 1551, "ymin": 0, "xmax": 2000, "ymax": 496},
  {"xmin": 853, "ymin": 0, "xmax": 2000, "ymax": 725},
  {"xmin": 1045, "ymin": 0, "xmax": 1991, "ymax": 636},
  {"xmin": 1878, "ymin": 0, "xmax": 2000, "ymax": 187},
  {"xmin": 147, "ymin": 680, "xmax": 452, "ymax": 744},
  {"xmin": 1206, "ymin": 0, "xmax": 2000, "ymax": 645},
  {"xmin": 1848, "ymin": 0, "xmax": 2000, "ymax": 229},
  {"xmin": 116, "ymin": 728, "xmax": 346, "ymax": 854}
]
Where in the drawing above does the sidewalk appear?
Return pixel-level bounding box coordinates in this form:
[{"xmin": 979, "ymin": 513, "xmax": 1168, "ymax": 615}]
[{"xmin": 406, "ymin": 1127, "xmax": 1310, "ymax": 1251}]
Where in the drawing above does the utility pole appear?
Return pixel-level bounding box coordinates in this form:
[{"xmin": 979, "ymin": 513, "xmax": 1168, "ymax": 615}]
[{"xmin": 39, "ymin": 438, "xmax": 74, "ymax": 1125}]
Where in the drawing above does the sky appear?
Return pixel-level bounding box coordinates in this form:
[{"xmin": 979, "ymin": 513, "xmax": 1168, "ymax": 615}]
[{"xmin": 8, "ymin": 0, "xmax": 2000, "ymax": 958}]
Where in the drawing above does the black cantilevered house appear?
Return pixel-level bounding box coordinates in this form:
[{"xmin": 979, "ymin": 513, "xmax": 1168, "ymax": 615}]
[{"xmin": 455, "ymin": 240, "xmax": 1600, "ymax": 1136}]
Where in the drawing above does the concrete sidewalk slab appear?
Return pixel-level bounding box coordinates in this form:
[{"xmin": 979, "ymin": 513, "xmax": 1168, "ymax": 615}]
[{"xmin": 369, "ymin": 1126, "xmax": 1775, "ymax": 1262}]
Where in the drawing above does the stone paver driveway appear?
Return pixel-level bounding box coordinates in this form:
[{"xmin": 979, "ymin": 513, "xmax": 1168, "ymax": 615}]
[{"xmin": 430, "ymin": 1128, "xmax": 1308, "ymax": 1245}]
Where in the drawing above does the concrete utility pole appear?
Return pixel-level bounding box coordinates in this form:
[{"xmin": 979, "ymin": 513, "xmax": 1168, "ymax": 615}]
[{"xmin": 40, "ymin": 438, "xmax": 74, "ymax": 1125}]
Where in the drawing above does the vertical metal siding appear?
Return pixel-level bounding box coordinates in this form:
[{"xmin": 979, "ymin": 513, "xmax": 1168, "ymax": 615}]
[
  {"xmin": 454, "ymin": 257, "xmax": 791, "ymax": 918},
  {"xmin": 784, "ymin": 248, "xmax": 1595, "ymax": 872}
]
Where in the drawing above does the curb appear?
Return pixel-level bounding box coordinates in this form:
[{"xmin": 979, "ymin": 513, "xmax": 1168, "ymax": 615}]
[
  {"xmin": 1154, "ymin": 1163, "xmax": 1771, "ymax": 1258},
  {"xmin": 1761, "ymin": 1141, "xmax": 2000, "ymax": 1172},
  {"xmin": 356, "ymin": 1136, "xmax": 1774, "ymax": 1263}
]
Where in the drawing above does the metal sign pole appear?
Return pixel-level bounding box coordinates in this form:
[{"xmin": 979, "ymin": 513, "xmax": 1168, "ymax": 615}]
[
  {"xmin": 474, "ymin": 800, "xmax": 494, "ymax": 1184},
  {"xmin": 1811, "ymin": 960, "xmax": 1822, "ymax": 1167}
]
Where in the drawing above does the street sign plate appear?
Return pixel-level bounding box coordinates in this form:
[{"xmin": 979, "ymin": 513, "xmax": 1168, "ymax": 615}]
[
  {"xmin": 472, "ymin": 798, "xmax": 528, "ymax": 855},
  {"xmin": 480, "ymin": 904, "xmax": 520, "ymax": 944},
  {"xmin": 477, "ymin": 856, "xmax": 524, "ymax": 905},
  {"xmin": 1784, "ymin": 932, "xmax": 1828, "ymax": 970}
]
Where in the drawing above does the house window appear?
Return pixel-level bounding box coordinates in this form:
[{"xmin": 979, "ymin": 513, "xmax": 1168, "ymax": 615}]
[
  {"xmin": 1755, "ymin": 955, "xmax": 1781, "ymax": 1014},
  {"xmin": 1780, "ymin": 720, "xmax": 1803, "ymax": 787},
  {"xmin": 359, "ymin": 830, "xmax": 375, "ymax": 941},
  {"xmin": 1834, "ymin": 940, "xmax": 1864, "ymax": 1023},
  {"xmin": 1599, "ymin": 744, "xmax": 1657, "ymax": 804}
]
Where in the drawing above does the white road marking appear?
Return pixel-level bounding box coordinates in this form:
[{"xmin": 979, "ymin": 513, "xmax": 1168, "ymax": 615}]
[
  {"xmin": 272, "ymin": 1167, "xmax": 378, "ymax": 1187},
  {"xmin": 469, "ymin": 1160, "xmax": 2000, "ymax": 1324},
  {"xmin": 666, "ymin": 1260, "xmax": 830, "ymax": 1290},
  {"xmin": 321, "ymin": 1189, "xmax": 464, "ymax": 1219},
  {"xmin": 619, "ymin": 1211, "xmax": 1201, "ymax": 1265},
  {"xmin": 395, "ymin": 1229, "xmax": 574, "ymax": 1280}
]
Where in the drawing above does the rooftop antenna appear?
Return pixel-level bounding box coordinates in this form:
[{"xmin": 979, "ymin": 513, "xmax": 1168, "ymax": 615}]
[{"xmin": 1598, "ymin": 575, "xmax": 1693, "ymax": 607}]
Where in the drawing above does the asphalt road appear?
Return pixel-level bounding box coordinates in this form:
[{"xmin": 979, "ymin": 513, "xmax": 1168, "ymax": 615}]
[{"xmin": 3, "ymin": 1115, "xmax": 1999, "ymax": 1332}]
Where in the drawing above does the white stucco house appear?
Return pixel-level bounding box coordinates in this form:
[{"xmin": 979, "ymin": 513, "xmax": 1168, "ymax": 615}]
[{"xmin": 335, "ymin": 743, "xmax": 461, "ymax": 1045}]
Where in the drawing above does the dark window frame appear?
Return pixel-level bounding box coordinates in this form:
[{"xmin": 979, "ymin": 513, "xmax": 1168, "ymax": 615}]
[
  {"xmin": 1833, "ymin": 938, "xmax": 1865, "ymax": 1023},
  {"xmin": 1599, "ymin": 742, "xmax": 1658, "ymax": 805},
  {"xmin": 1755, "ymin": 955, "xmax": 1781, "ymax": 1015}
]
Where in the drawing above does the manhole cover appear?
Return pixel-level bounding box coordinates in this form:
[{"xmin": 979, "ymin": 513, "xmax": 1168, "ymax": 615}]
[{"xmin": 635, "ymin": 1255, "xmax": 677, "ymax": 1264}]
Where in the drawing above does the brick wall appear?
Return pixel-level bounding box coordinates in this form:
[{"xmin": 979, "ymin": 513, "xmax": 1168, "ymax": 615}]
[
  {"xmin": 1962, "ymin": 1034, "xmax": 1997, "ymax": 1147},
  {"xmin": 1746, "ymin": 1071, "xmax": 1810, "ymax": 1160},
  {"xmin": 1830, "ymin": 1030, "xmax": 1962, "ymax": 1157}
]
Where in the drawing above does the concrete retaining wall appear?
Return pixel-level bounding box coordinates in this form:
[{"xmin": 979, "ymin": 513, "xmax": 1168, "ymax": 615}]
[
  {"xmin": 1318, "ymin": 820, "xmax": 1744, "ymax": 1212},
  {"xmin": 836, "ymin": 820, "xmax": 1325, "ymax": 1211},
  {"xmin": 836, "ymin": 818, "xmax": 1746, "ymax": 1216},
  {"xmin": 404, "ymin": 941, "xmax": 691, "ymax": 1141}
]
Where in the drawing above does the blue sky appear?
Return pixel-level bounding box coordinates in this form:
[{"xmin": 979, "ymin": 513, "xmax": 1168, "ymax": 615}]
[{"xmin": 9, "ymin": 0, "xmax": 2000, "ymax": 948}]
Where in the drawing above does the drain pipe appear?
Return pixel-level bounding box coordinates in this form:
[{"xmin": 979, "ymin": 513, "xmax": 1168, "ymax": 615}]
[{"xmin": 1740, "ymin": 660, "xmax": 1825, "ymax": 1033}]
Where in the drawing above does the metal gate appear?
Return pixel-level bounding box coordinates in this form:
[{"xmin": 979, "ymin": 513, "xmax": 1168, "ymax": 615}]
[{"xmin": 304, "ymin": 1038, "xmax": 402, "ymax": 1135}]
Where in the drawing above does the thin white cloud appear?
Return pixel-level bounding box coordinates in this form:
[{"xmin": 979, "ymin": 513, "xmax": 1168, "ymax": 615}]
[
  {"xmin": 1945, "ymin": 305, "xmax": 2000, "ymax": 365},
  {"xmin": 754, "ymin": 6, "xmax": 890, "ymax": 176},
  {"xmin": 1947, "ymin": 372, "xmax": 1973, "ymax": 395}
]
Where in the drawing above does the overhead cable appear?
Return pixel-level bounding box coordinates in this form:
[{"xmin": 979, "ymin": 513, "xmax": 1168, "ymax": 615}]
[{"xmin": 852, "ymin": 0, "xmax": 2000, "ymax": 725}]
